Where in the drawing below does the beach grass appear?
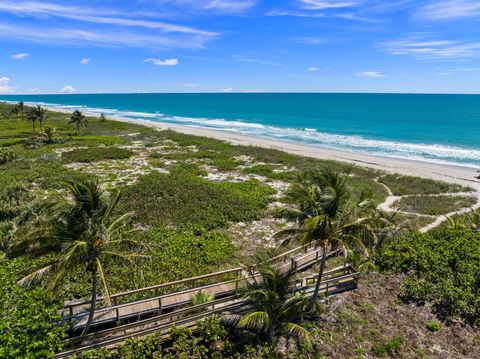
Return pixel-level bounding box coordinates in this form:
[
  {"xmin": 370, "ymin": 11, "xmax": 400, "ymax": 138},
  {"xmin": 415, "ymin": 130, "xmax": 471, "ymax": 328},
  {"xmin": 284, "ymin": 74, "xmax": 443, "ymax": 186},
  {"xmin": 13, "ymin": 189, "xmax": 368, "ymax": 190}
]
[
  {"xmin": 378, "ymin": 173, "xmax": 471, "ymax": 196},
  {"xmin": 393, "ymin": 195, "xmax": 477, "ymax": 216}
]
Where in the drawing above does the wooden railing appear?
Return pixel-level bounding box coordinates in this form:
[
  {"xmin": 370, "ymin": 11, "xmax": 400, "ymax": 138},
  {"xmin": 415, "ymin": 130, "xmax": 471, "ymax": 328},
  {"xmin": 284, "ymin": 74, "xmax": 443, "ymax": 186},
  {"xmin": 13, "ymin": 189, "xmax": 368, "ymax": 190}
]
[
  {"xmin": 60, "ymin": 246, "xmax": 343, "ymax": 331},
  {"xmin": 61, "ymin": 244, "xmax": 318, "ymax": 318},
  {"xmin": 55, "ymin": 264, "xmax": 358, "ymax": 358}
]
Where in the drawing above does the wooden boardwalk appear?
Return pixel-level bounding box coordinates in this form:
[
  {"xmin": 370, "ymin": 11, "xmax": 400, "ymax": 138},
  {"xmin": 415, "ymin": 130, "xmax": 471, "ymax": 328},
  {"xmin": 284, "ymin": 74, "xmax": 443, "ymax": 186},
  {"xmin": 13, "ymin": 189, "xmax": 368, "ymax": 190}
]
[
  {"xmin": 61, "ymin": 245, "xmax": 338, "ymax": 330},
  {"xmin": 56, "ymin": 264, "xmax": 359, "ymax": 358}
]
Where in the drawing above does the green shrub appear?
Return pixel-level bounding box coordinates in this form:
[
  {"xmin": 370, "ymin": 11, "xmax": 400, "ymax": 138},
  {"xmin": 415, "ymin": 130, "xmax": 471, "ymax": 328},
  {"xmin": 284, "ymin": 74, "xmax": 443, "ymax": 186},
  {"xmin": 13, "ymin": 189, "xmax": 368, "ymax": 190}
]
[
  {"xmin": 426, "ymin": 321, "xmax": 441, "ymax": 332},
  {"xmin": 0, "ymin": 148, "xmax": 16, "ymax": 165},
  {"xmin": 62, "ymin": 147, "xmax": 134, "ymax": 163},
  {"xmin": 98, "ymin": 225, "xmax": 235, "ymax": 298},
  {"xmin": 377, "ymin": 229, "xmax": 480, "ymax": 323},
  {"xmin": 379, "ymin": 174, "xmax": 471, "ymax": 195},
  {"xmin": 0, "ymin": 260, "xmax": 66, "ymax": 358},
  {"xmin": 242, "ymin": 164, "xmax": 274, "ymax": 177},
  {"xmin": 371, "ymin": 335, "xmax": 403, "ymax": 357},
  {"xmin": 190, "ymin": 290, "xmax": 215, "ymax": 306},
  {"xmin": 393, "ymin": 195, "xmax": 477, "ymax": 215},
  {"xmin": 0, "ymin": 185, "xmax": 33, "ymax": 221},
  {"xmin": 170, "ymin": 162, "xmax": 208, "ymax": 177},
  {"xmin": 23, "ymin": 135, "xmax": 44, "ymax": 149},
  {"xmin": 211, "ymin": 157, "xmax": 239, "ymax": 171},
  {"xmin": 119, "ymin": 171, "xmax": 274, "ymax": 230}
]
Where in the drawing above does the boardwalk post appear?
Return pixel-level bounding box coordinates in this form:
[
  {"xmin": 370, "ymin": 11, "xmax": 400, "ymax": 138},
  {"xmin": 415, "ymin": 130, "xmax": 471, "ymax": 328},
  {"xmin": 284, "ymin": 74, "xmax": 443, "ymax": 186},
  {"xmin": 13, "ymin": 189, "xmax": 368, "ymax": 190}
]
[{"xmin": 68, "ymin": 307, "xmax": 73, "ymax": 331}]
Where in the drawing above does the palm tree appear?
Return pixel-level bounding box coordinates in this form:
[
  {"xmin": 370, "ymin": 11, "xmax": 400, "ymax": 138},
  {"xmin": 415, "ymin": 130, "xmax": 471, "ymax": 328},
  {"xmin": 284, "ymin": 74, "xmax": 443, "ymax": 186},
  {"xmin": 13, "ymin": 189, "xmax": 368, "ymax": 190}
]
[
  {"xmin": 226, "ymin": 257, "xmax": 312, "ymax": 346},
  {"xmin": 34, "ymin": 106, "xmax": 48, "ymax": 132},
  {"xmin": 69, "ymin": 110, "xmax": 88, "ymax": 133},
  {"xmin": 15, "ymin": 101, "xmax": 25, "ymax": 120},
  {"xmin": 17, "ymin": 179, "xmax": 150, "ymax": 335},
  {"xmin": 369, "ymin": 210, "xmax": 401, "ymax": 253},
  {"xmin": 25, "ymin": 108, "xmax": 37, "ymax": 132},
  {"xmin": 275, "ymin": 168, "xmax": 374, "ymax": 308},
  {"xmin": 43, "ymin": 127, "xmax": 57, "ymax": 144}
]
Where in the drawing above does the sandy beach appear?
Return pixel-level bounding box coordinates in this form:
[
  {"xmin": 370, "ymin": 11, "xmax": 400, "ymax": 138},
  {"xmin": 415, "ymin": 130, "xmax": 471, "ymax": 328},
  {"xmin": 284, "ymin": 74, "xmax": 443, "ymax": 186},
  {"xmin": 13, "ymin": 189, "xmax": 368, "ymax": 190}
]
[{"xmin": 40, "ymin": 105, "xmax": 480, "ymax": 192}]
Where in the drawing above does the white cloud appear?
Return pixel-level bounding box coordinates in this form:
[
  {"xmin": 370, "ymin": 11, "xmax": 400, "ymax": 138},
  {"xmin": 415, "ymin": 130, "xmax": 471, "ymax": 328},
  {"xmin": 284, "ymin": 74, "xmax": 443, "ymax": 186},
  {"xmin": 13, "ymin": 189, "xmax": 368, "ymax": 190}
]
[
  {"xmin": 295, "ymin": 37, "xmax": 327, "ymax": 44},
  {"xmin": 223, "ymin": 87, "xmax": 234, "ymax": 92},
  {"xmin": 0, "ymin": 77, "xmax": 15, "ymax": 93},
  {"xmin": 266, "ymin": 10, "xmax": 325, "ymax": 17},
  {"xmin": 164, "ymin": 0, "xmax": 257, "ymax": 13},
  {"xmin": 357, "ymin": 71, "xmax": 385, "ymax": 77},
  {"xmin": 382, "ymin": 35, "xmax": 480, "ymax": 59},
  {"xmin": 203, "ymin": 0, "xmax": 257, "ymax": 12},
  {"xmin": 232, "ymin": 55, "xmax": 278, "ymax": 66},
  {"xmin": 419, "ymin": 1, "xmax": 480, "ymax": 20},
  {"xmin": 80, "ymin": 57, "xmax": 90, "ymax": 65},
  {"xmin": 0, "ymin": 1, "xmax": 214, "ymax": 35},
  {"xmin": 144, "ymin": 58, "xmax": 179, "ymax": 66},
  {"xmin": 60, "ymin": 85, "xmax": 76, "ymax": 93},
  {"xmin": 307, "ymin": 67, "xmax": 320, "ymax": 72},
  {"xmin": 11, "ymin": 52, "xmax": 29, "ymax": 60},
  {"xmin": 0, "ymin": 1, "xmax": 217, "ymax": 49},
  {"xmin": 301, "ymin": 0, "xmax": 359, "ymax": 10},
  {"xmin": 179, "ymin": 83, "xmax": 198, "ymax": 88},
  {"xmin": 0, "ymin": 23, "xmax": 210, "ymax": 50}
]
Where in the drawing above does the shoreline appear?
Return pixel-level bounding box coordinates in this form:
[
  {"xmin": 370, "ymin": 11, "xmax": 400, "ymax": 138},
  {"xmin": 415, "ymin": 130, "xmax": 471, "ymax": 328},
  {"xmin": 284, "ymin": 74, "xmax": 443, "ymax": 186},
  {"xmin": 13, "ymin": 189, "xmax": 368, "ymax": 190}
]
[
  {"xmin": 17, "ymin": 103, "xmax": 480, "ymax": 191},
  {"xmin": 124, "ymin": 119, "xmax": 480, "ymax": 190}
]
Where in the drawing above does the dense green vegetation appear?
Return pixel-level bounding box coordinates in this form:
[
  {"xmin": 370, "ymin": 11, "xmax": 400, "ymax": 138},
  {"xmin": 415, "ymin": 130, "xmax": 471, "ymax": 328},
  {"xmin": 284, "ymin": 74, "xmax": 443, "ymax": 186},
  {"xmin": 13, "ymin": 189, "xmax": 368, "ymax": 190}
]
[
  {"xmin": 62, "ymin": 147, "xmax": 134, "ymax": 163},
  {"xmin": 378, "ymin": 173, "xmax": 470, "ymax": 195},
  {"xmin": 108, "ymin": 225, "xmax": 235, "ymax": 295},
  {"xmin": 0, "ymin": 260, "xmax": 66, "ymax": 358},
  {"xmin": 393, "ymin": 195, "xmax": 477, "ymax": 215},
  {"xmin": 119, "ymin": 169, "xmax": 275, "ymax": 230},
  {"xmin": 77, "ymin": 317, "xmax": 286, "ymax": 359},
  {"xmin": 376, "ymin": 228, "xmax": 480, "ymax": 323}
]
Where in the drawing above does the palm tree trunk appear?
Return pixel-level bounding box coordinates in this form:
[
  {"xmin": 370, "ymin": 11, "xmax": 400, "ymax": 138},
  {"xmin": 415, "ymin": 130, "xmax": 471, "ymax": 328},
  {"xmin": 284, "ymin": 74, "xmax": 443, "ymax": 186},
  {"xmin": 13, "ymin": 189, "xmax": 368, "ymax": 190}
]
[
  {"xmin": 307, "ymin": 247, "xmax": 327, "ymax": 310},
  {"xmin": 82, "ymin": 268, "xmax": 98, "ymax": 336}
]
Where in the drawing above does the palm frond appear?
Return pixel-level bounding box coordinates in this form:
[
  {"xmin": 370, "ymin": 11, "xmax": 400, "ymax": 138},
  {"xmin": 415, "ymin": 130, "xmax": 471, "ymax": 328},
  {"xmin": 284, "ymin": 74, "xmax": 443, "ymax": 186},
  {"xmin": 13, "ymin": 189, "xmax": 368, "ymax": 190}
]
[
  {"xmin": 18, "ymin": 264, "xmax": 52, "ymax": 287},
  {"xmin": 237, "ymin": 311, "xmax": 270, "ymax": 331},
  {"xmin": 96, "ymin": 258, "xmax": 112, "ymax": 306},
  {"xmin": 273, "ymin": 227, "xmax": 305, "ymax": 247},
  {"xmin": 280, "ymin": 322, "xmax": 312, "ymax": 343}
]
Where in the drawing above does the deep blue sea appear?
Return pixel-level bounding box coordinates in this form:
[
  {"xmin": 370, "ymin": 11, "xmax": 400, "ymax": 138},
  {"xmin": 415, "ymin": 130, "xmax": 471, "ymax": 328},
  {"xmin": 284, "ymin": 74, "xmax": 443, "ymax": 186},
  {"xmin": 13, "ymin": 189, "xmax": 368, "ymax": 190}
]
[{"xmin": 1, "ymin": 93, "xmax": 480, "ymax": 168}]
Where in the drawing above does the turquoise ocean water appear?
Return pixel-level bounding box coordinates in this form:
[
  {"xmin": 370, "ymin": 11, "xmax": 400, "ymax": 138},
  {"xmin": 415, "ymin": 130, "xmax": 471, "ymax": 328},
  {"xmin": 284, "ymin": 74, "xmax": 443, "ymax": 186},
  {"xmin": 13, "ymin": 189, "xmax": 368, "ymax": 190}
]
[{"xmin": 1, "ymin": 93, "xmax": 479, "ymax": 168}]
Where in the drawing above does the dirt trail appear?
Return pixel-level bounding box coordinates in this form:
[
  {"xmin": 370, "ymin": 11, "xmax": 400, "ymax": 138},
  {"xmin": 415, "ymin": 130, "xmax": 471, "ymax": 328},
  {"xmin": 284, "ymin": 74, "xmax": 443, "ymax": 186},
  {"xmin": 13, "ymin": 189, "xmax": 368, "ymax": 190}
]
[{"xmin": 374, "ymin": 176, "xmax": 480, "ymax": 232}]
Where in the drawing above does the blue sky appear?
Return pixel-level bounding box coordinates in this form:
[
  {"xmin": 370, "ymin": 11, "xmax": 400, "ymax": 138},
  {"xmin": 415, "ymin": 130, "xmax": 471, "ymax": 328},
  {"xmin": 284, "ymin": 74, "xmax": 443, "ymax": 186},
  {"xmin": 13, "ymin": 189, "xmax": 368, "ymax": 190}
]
[{"xmin": 1, "ymin": 0, "xmax": 480, "ymax": 94}]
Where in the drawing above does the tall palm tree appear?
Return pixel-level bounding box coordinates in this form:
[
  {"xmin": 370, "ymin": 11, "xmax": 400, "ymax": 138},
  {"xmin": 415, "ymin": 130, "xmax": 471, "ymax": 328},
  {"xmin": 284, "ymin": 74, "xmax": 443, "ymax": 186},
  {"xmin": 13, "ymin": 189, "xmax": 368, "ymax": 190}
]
[
  {"xmin": 15, "ymin": 101, "xmax": 25, "ymax": 120},
  {"xmin": 69, "ymin": 110, "xmax": 88, "ymax": 134},
  {"xmin": 275, "ymin": 168, "xmax": 374, "ymax": 308},
  {"xmin": 34, "ymin": 106, "xmax": 48, "ymax": 132},
  {"xmin": 25, "ymin": 108, "xmax": 37, "ymax": 132},
  {"xmin": 226, "ymin": 257, "xmax": 312, "ymax": 345},
  {"xmin": 17, "ymin": 179, "xmax": 149, "ymax": 335}
]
